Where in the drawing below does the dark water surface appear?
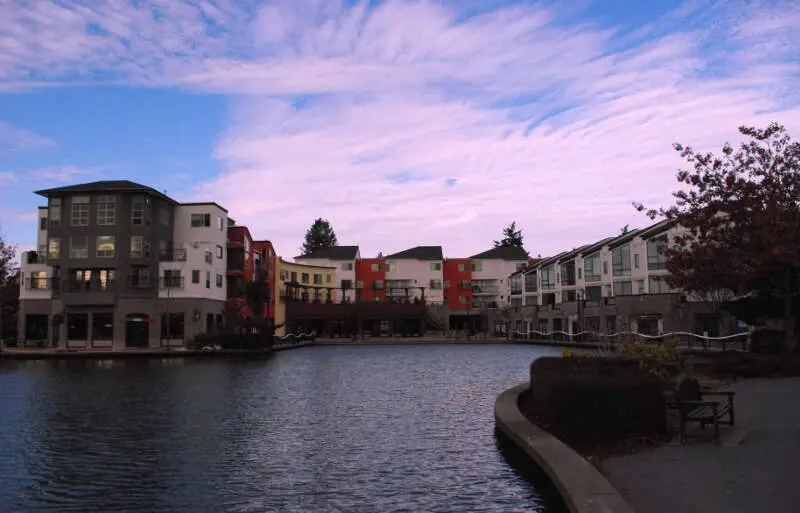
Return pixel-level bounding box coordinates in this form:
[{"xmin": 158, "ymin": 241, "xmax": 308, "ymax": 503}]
[{"xmin": 0, "ymin": 345, "xmax": 566, "ymax": 512}]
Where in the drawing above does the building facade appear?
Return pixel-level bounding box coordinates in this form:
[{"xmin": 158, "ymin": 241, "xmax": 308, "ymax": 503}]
[
  {"xmin": 509, "ymin": 220, "xmax": 732, "ymax": 338},
  {"xmin": 18, "ymin": 181, "xmax": 228, "ymax": 349},
  {"xmin": 294, "ymin": 246, "xmax": 360, "ymax": 302},
  {"xmin": 274, "ymin": 258, "xmax": 337, "ymax": 336}
]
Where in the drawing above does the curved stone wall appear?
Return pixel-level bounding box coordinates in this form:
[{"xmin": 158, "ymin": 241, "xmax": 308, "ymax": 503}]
[{"xmin": 494, "ymin": 382, "xmax": 636, "ymax": 513}]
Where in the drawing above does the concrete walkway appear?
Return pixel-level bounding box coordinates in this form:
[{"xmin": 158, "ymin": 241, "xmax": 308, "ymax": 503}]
[{"xmin": 604, "ymin": 377, "xmax": 800, "ymax": 513}]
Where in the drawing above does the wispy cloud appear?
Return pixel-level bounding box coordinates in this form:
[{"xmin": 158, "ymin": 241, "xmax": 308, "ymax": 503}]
[
  {"xmin": 0, "ymin": 122, "xmax": 54, "ymax": 152},
  {"xmin": 0, "ymin": 0, "xmax": 798, "ymax": 256}
]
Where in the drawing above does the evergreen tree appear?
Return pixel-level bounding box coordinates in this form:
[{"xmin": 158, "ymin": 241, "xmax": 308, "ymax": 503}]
[
  {"xmin": 0, "ymin": 234, "xmax": 19, "ymax": 342},
  {"xmin": 301, "ymin": 218, "xmax": 338, "ymax": 255},
  {"xmin": 493, "ymin": 221, "xmax": 524, "ymax": 248}
]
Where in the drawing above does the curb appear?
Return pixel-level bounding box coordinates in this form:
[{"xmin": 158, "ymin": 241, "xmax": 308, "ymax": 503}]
[{"xmin": 495, "ymin": 382, "xmax": 636, "ymax": 513}]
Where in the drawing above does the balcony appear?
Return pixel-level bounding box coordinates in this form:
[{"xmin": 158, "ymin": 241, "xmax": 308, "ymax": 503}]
[
  {"xmin": 128, "ymin": 276, "xmax": 153, "ymax": 289},
  {"xmin": 64, "ymin": 279, "xmax": 117, "ymax": 293},
  {"xmin": 159, "ymin": 249, "xmax": 187, "ymax": 262},
  {"xmin": 160, "ymin": 276, "xmax": 185, "ymax": 289},
  {"xmin": 472, "ymin": 285, "xmax": 499, "ymax": 295},
  {"xmin": 61, "ymin": 278, "xmax": 117, "ymax": 306},
  {"xmin": 24, "ymin": 250, "xmax": 47, "ymax": 264},
  {"xmin": 25, "ymin": 277, "xmax": 55, "ymax": 290}
]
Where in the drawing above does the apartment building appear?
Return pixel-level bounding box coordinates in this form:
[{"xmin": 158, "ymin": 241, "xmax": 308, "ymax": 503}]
[
  {"xmin": 18, "ymin": 180, "xmax": 228, "ymax": 349},
  {"xmin": 384, "ymin": 246, "xmax": 445, "ymax": 304},
  {"xmin": 274, "ymin": 258, "xmax": 337, "ymax": 336},
  {"xmin": 295, "ymin": 246, "xmax": 360, "ymax": 301},
  {"xmin": 469, "ymin": 246, "xmax": 530, "ymax": 309},
  {"xmin": 225, "ymin": 223, "xmax": 277, "ymax": 321},
  {"xmin": 509, "ymin": 220, "xmax": 726, "ymax": 337}
]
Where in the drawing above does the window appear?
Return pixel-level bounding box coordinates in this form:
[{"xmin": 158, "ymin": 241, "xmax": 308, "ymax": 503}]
[
  {"xmin": 585, "ymin": 286, "xmax": 602, "ymax": 301},
  {"xmin": 98, "ymin": 269, "xmax": 115, "ymax": 291},
  {"xmin": 524, "ymin": 272, "xmax": 537, "ymax": 292},
  {"xmin": 560, "ymin": 261, "xmax": 576, "ymax": 286},
  {"xmin": 217, "ymin": 216, "xmax": 224, "ymax": 231},
  {"xmin": 216, "ymin": 245, "xmax": 223, "ymax": 259},
  {"xmin": 612, "ymin": 244, "xmax": 632, "ymax": 276},
  {"xmin": 313, "ymin": 273, "xmax": 323, "ymax": 285},
  {"xmin": 39, "ymin": 217, "xmax": 47, "ymax": 230},
  {"xmin": 458, "ymin": 296, "xmax": 470, "ymax": 305},
  {"xmin": 510, "ymin": 275, "xmax": 522, "ymax": 295},
  {"xmin": 205, "ymin": 271, "xmax": 211, "ymax": 288},
  {"xmin": 96, "ymin": 236, "xmax": 115, "ymax": 258},
  {"xmin": 49, "ymin": 199, "xmax": 61, "ymax": 227},
  {"xmin": 204, "ymin": 251, "xmax": 212, "ymax": 264},
  {"xmin": 370, "ymin": 263, "xmax": 382, "ymax": 272},
  {"xmin": 603, "ymin": 261, "xmax": 608, "ymax": 274},
  {"xmin": 647, "ymin": 235, "xmax": 668, "ymax": 270},
  {"xmin": 290, "ymin": 271, "xmax": 297, "ymax": 282},
  {"xmin": 48, "ymin": 238, "xmax": 60, "ymax": 259},
  {"xmin": 373, "ymin": 280, "xmax": 384, "ymax": 289},
  {"xmin": 457, "ymin": 263, "xmax": 467, "ymax": 272},
  {"xmin": 162, "ymin": 269, "xmax": 182, "ymax": 288},
  {"xmin": 471, "ymin": 262, "xmax": 482, "ymax": 272},
  {"xmin": 540, "ymin": 266, "xmax": 556, "ymax": 290},
  {"xmin": 129, "ymin": 266, "xmax": 150, "ymax": 288},
  {"xmin": 385, "ymin": 262, "xmax": 396, "ymax": 272},
  {"xmin": 430, "ymin": 262, "xmax": 441, "ymax": 271},
  {"xmin": 192, "ymin": 270, "xmax": 200, "ymax": 283},
  {"xmin": 516, "ymin": 263, "xmax": 526, "ymax": 271},
  {"xmin": 458, "ymin": 280, "xmax": 471, "ymax": 290},
  {"xmin": 29, "ymin": 271, "xmax": 48, "ymax": 289},
  {"xmin": 159, "ymin": 207, "xmax": 170, "ymax": 225},
  {"xmin": 92, "ymin": 312, "xmax": 114, "ymax": 341},
  {"xmin": 130, "ymin": 236, "xmax": 145, "ymax": 258},
  {"xmin": 634, "ymin": 253, "xmax": 640, "ymax": 269},
  {"xmin": 614, "ymin": 281, "xmax": 633, "ymax": 296},
  {"xmin": 341, "ymin": 262, "xmax": 353, "ymax": 271},
  {"xmin": 216, "ymin": 273, "xmax": 223, "ymax": 288},
  {"xmin": 70, "ymin": 196, "xmax": 89, "ymax": 226},
  {"xmin": 341, "ymin": 279, "xmax": 353, "ymax": 289},
  {"xmin": 326, "ymin": 274, "xmax": 332, "ymax": 283},
  {"xmin": 66, "ymin": 313, "xmax": 89, "ymax": 340},
  {"xmin": 161, "ymin": 313, "xmax": 185, "ymax": 340},
  {"xmin": 429, "ymin": 279, "xmax": 442, "ymax": 290},
  {"xmin": 191, "ymin": 213, "xmax": 211, "ymax": 227},
  {"xmin": 578, "ymin": 268, "xmax": 582, "ymax": 279},
  {"xmin": 69, "ymin": 237, "xmax": 88, "ymax": 258},
  {"xmin": 131, "ymin": 198, "xmax": 145, "ymax": 225},
  {"xmin": 301, "ymin": 273, "xmax": 310, "ymax": 284},
  {"xmin": 649, "ymin": 276, "xmax": 671, "ymax": 294},
  {"xmin": 96, "ymin": 195, "xmax": 116, "ymax": 225}
]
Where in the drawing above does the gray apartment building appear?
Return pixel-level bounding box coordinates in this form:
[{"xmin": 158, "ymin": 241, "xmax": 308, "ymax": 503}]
[{"xmin": 18, "ymin": 180, "xmax": 229, "ymax": 349}]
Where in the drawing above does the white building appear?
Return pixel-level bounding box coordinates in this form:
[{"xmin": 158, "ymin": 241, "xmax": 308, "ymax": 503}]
[
  {"xmin": 469, "ymin": 246, "xmax": 530, "ymax": 309},
  {"xmin": 384, "ymin": 246, "xmax": 445, "ymax": 304}
]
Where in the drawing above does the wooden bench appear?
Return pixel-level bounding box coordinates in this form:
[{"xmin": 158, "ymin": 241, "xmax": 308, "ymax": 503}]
[{"xmin": 677, "ymin": 377, "xmax": 736, "ymax": 444}]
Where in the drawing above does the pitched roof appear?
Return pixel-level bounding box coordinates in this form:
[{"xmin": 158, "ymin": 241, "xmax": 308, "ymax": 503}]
[
  {"xmin": 607, "ymin": 228, "xmax": 643, "ymax": 250},
  {"xmin": 295, "ymin": 245, "xmax": 359, "ymax": 260},
  {"xmin": 637, "ymin": 219, "xmax": 675, "ymax": 239},
  {"xmin": 385, "ymin": 245, "xmax": 443, "ymax": 260},
  {"xmin": 555, "ymin": 244, "xmax": 593, "ymax": 263},
  {"xmin": 579, "ymin": 236, "xmax": 618, "ymax": 257},
  {"xmin": 469, "ymin": 245, "xmax": 529, "ymax": 260},
  {"xmin": 35, "ymin": 180, "xmax": 177, "ymax": 203}
]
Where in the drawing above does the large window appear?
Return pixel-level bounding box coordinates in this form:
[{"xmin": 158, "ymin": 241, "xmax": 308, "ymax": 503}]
[
  {"xmin": 560, "ymin": 260, "xmax": 576, "ymax": 286},
  {"xmin": 371, "ymin": 263, "xmax": 382, "ymax": 272},
  {"xmin": 216, "ymin": 245, "xmax": 223, "ymax": 259},
  {"xmin": 341, "ymin": 262, "xmax": 353, "ymax": 271},
  {"xmin": 585, "ymin": 286, "xmax": 602, "ymax": 301},
  {"xmin": 430, "ymin": 262, "xmax": 442, "ymax": 271},
  {"xmin": 584, "ymin": 253, "xmax": 601, "ymax": 282},
  {"xmin": 92, "ymin": 312, "xmax": 114, "ymax": 341},
  {"xmin": 373, "ymin": 280, "xmax": 384, "ymax": 289},
  {"xmin": 161, "ymin": 313, "xmax": 185, "ymax": 340},
  {"xmin": 471, "ymin": 261, "xmax": 482, "ymax": 272},
  {"xmin": 70, "ymin": 196, "xmax": 89, "ymax": 226},
  {"xmin": 130, "ymin": 236, "xmax": 149, "ymax": 258},
  {"xmin": 313, "ymin": 273, "xmax": 323, "ymax": 284},
  {"xmin": 66, "ymin": 313, "xmax": 89, "ymax": 340},
  {"xmin": 612, "ymin": 244, "xmax": 632, "ymax": 276},
  {"xmin": 96, "ymin": 195, "xmax": 116, "ymax": 225},
  {"xmin": 216, "ymin": 273, "xmax": 223, "ymax": 288},
  {"xmin": 614, "ymin": 281, "xmax": 633, "ymax": 296},
  {"xmin": 524, "ymin": 272, "xmax": 537, "ymax": 292},
  {"xmin": 162, "ymin": 269, "xmax": 183, "ymax": 288},
  {"xmin": 48, "ymin": 238, "xmax": 60, "ymax": 259},
  {"xmin": 649, "ymin": 276, "xmax": 671, "ymax": 294},
  {"xmin": 97, "ymin": 236, "xmax": 115, "ymax": 258},
  {"xmin": 49, "ymin": 198, "xmax": 61, "ymax": 228},
  {"xmin": 647, "ymin": 235, "xmax": 668, "ymax": 270},
  {"xmin": 429, "ymin": 279, "xmax": 442, "ymax": 289},
  {"xmin": 69, "ymin": 237, "xmax": 88, "ymax": 259},
  {"xmin": 540, "ymin": 266, "xmax": 556, "ymax": 290},
  {"xmin": 191, "ymin": 213, "xmax": 211, "ymax": 227},
  {"xmin": 132, "ymin": 199, "xmax": 145, "ymax": 225},
  {"xmin": 129, "ymin": 266, "xmax": 150, "ymax": 288},
  {"xmin": 98, "ymin": 269, "xmax": 115, "ymax": 291},
  {"xmin": 510, "ymin": 275, "xmax": 522, "ymax": 295},
  {"xmin": 29, "ymin": 271, "xmax": 48, "ymax": 289}
]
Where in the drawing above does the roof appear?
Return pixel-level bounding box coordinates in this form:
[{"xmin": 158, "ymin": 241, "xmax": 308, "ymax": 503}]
[
  {"xmin": 555, "ymin": 244, "xmax": 593, "ymax": 263},
  {"xmin": 636, "ymin": 219, "xmax": 675, "ymax": 240},
  {"xmin": 35, "ymin": 180, "xmax": 177, "ymax": 204},
  {"xmin": 607, "ymin": 228, "xmax": 643, "ymax": 250},
  {"xmin": 295, "ymin": 245, "xmax": 360, "ymax": 260},
  {"xmin": 579, "ymin": 236, "xmax": 618, "ymax": 257},
  {"xmin": 385, "ymin": 246, "xmax": 443, "ymax": 260},
  {"xmin": 470, "ymin": 245, "xmax": 530, "ymax": 260},
  {"xmin": 180, "ymin": 202, "xmax": 229, "ymax": 213},
  {"xmin": 278, "ymin": 257, "xmax": 335, "ymax": 270},
  {"xmin": 535, "ymin": 251, "xmax": 569, "ymax": 269}
]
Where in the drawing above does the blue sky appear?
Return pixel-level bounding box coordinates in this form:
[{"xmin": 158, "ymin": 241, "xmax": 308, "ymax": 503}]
[{"xmin": 0, "ymin": 0, "xmax": 798, "ymax": 258}]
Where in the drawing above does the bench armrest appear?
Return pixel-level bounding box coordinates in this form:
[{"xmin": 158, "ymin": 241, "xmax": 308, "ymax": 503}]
[
  {"xmin": 701, "ymin": 390, "xmax": 735, "ymax": 397},
  {"xmin": 678, "ymin": 400, "xmax": 719, "ymax": 407}
]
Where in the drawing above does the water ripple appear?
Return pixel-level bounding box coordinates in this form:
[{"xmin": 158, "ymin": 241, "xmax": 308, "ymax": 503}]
[{"xmin": 0, "ymin": 345, "xmax": 566, "ymax": 512}]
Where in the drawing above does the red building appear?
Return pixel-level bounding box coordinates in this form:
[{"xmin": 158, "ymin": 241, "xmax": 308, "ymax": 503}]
[
  {"xmin": 443, "ymin": 258, "xmax": 473, "ymax": 311},
  {"xmin": 253, "ymin": 240, "xmax": 276, "ymax": 320},
  {"xmin": 226, "ymin": 223, "xmax": 276, "ymax": 322},
  {"xmin": 356, "ymin": 258, "xmax": 386, "ymax": 301}
]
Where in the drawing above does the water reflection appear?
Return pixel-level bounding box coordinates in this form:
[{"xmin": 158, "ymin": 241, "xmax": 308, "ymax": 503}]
[{"xmin": 0, "ymin": 345, "xmax": 565, "ymax": 512}]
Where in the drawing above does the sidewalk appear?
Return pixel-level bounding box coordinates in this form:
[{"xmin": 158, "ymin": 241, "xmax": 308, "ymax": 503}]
[{"xmin": 603, "ymin": 377, "xmax": 800, "ymax": 513}]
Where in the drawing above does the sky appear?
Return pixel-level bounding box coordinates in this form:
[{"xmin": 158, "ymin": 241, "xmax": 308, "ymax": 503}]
[{"xmin": 0, "ymin": 0, "xmax": 798, "ymax": 259}]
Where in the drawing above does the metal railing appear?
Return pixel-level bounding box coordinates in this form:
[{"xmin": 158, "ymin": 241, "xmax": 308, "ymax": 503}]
[
  {"xmin": 512, "ymin": 329, "xmax": 751, "ymax": 352},
  {"xmin": 160, "ymin": 276, "xmax": 185, "ymax": 289},
  {"xmin": 158, "ymin": 249, "xmax": 187, "ymax": 262},
  {"xmin": 63, "ymin": 279, "xmax": 117, "ymax": 293}
]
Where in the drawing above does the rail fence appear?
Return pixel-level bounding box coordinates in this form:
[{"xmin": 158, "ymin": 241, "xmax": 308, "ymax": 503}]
[{"xmin": 513, "ymin": 330, "xmax": 750, "ymax": 352}]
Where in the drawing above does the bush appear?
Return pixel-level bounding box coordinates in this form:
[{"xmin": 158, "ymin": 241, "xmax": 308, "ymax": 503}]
[
  {"xmin": 618, "ymin": 339, "xmax": 687, "ymax": 378},
  {"xmin": 526, "ymin": 357, "xmax": 667, "ymax": 451}
]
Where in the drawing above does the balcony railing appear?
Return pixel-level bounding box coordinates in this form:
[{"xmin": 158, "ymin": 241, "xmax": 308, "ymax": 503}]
[
  {"xmin": 472, "ymin": 285, "xmax": 499, "ymax": 295},
  {"xmin": 24, "ymin": 251, "xmax": 47, "ymax": 264},
  {"xmin": 25, "ymin": 277, "xmax": 54, "ymax": 289},
  {"xmin": 63, "ymin": 279, "xmax": 117, "ymax": 293},
  {"xmin": 159, "ymin": 249, "xmax": 187, "ymax": 262},
  {"xmin": 584, "ymin": 274, "xmax": 602, "ymax": 283},
  {"xmin": 160, "ymin": 276, "xmax": 185, "ymax": 289},
  {"xmin": 128, "ymin": 276, "xmax": 152, "ymax": 289}
]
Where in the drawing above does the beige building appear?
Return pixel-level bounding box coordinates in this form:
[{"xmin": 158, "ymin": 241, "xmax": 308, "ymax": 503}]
[{"xmin": 274, "ymin": 258, "xmax": 336, "ymax": 336}]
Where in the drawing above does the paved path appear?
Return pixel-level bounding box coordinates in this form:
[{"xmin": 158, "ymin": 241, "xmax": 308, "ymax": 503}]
[{"xmin": 604, "ymin": 377, "xmax": 800, "ymax": 513}]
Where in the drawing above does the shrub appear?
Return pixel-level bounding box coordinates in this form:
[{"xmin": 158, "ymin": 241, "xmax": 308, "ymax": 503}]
[
  {"xmin": 618, "ymin": 339, "xmax": 686, "ymax": 379},
  {"xmin": 526, "ymin": 357, "xmax": 667, "ymax": 451}
]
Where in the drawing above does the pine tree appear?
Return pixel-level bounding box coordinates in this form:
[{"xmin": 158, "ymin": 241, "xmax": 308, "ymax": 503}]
[
  {"xmin": 301, "ymin": 218, "xmax": 338, "ymax": 255},
  {"xmin": 493, "ymin": 221, "xmax": 524, "ymax": 248}
]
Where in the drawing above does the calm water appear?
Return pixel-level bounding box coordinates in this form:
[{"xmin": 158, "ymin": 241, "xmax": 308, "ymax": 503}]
[{"xmin": 0, "ymin": 345, "xmax": 566, "ymax": 513}]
